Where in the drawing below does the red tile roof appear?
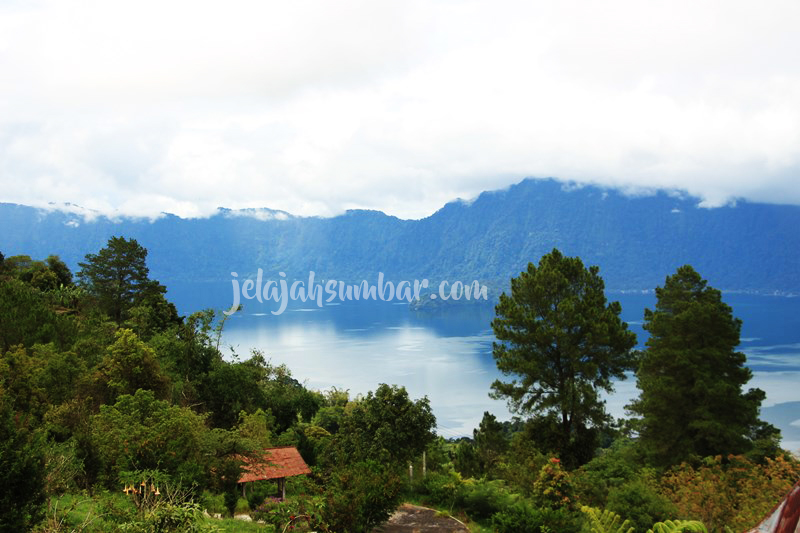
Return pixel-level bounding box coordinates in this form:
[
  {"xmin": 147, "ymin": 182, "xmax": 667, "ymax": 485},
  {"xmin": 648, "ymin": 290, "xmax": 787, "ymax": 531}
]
[{"xmin": 238, "ymin": 446, "xmax": 311, "ymax": 483}]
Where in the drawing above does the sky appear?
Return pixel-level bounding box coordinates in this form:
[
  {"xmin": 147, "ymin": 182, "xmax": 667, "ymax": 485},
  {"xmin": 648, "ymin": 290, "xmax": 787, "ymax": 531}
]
[{"xmin": 1, "ymin": 0, "xmax": 799, "ymax": 220}]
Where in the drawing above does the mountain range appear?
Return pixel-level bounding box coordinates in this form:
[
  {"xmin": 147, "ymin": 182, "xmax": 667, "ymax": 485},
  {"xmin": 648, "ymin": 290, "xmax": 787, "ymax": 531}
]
[{"xmin": 2, "ymin": 178, "xmax": 799, "ymax": 294}]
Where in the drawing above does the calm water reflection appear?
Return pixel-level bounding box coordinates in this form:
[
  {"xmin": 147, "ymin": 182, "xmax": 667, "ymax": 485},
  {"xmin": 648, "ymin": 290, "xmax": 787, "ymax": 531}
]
[{"xmin": 167, "ymin": 282, "xmax": 800, "ymax": 449}]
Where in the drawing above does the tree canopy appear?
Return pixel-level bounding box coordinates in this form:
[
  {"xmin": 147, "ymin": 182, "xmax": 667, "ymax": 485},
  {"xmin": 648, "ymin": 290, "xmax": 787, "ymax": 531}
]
[
  {"xmin": 77, "ymin": 236, "xmax": 173, "ymax": 325},
  {"xmin": 628, "ymin": 265, "xmax": 778, "ymax": 467},
  {"xmin": 491, "ymin": 249, "xmax": 637, "ymax": 467}
]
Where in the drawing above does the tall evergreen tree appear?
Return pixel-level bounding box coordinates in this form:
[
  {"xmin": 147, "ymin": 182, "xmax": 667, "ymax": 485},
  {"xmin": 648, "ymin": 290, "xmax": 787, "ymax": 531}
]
[
  {"xmin": 491, "ymin": 249, "xmax": 637, "ymax": 467},
  {"xmin": 77, "ymin": 236, "xmax": 165, "ymax": 324},
  {"xmin": 628, "ymin": 265, "xmax": 777, "ymax": 467}
]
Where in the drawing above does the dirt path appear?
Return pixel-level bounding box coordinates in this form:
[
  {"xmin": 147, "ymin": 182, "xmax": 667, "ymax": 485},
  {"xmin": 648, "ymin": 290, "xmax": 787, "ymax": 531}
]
[{"xmin": 373, "ymin": 503, "xmax": 470, "ymax": 532}]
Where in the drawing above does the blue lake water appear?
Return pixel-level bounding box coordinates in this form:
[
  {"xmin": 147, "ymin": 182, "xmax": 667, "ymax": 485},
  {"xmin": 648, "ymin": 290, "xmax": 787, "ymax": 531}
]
[{"xmin": 167, "ymin": 282, "xmax": 800, "ymax": 450}]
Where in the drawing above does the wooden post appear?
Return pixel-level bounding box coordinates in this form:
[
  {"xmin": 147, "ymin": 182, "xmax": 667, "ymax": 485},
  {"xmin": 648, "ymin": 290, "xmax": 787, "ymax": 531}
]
[
  {"xmin": 408, "ymin": 462, "xmax": 413, "ymax": 482},
  {"xmin": 279, "ymin": 478, "xmax": 286, "ymax": 500},
  {"xmin": 423, "ymin": 451, "xmax": 427, "ymax": 479}
]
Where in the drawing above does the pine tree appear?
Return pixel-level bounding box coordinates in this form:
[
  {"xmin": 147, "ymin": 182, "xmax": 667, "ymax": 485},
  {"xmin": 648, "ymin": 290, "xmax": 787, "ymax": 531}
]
[
  {"xmin": 491, "ymin": 249, "xmax": 637, "ymax": 467},
  {"xmin": 629, "ymin": 265, "xmax": 777, "ymax": 467},
  {"xmin": 77, "ymin": 236, "xmax": 164, "ymax": 324}
]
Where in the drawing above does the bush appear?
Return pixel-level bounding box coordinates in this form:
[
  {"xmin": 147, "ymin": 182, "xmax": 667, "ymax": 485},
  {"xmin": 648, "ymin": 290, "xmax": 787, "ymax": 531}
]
[
  {"xmin": 251, "ymin": 495, "xmax": 323, "ymax": 531},
  {"xmin": 199, "ymin": 491, "xmax": 225, "ymax": 516},
  {"xmin": 0, "ymin": 401, "xmax": 47, "ymax": 532},
  {"xmin": 492, "ymin": 501, "xmax": 585, "ymax": 533},
  {"xmin": 533, "ymin": 458, "xmax": 575, "ymax": 510},
  {"xmin": 245, "ymin": 482, "xmax": 274, "ymax": 511},
  {"xmin": 117, "ymin": 501, "xmax": 219, "ymax": 533},
  {"xmin": 455, "ymin": 479, "xmax": 513, "ymax": 522},
  {"xmin": 321, "ymin": 460, "xmax": 405, "ymax": 532},
  {"xmin": 572, "ymin": 439, "xmax": 641, "ymax": 508},
  {"xmin": 412, "ymin": 469, "xmax": 463, "ymax": 510},
  {"xmin": 660, "ymin": 454, "xmax": 800, "ymax": 532},
  {"xmin": 606, "ymin": 479, "xmax": 677, "ymax": 533},
  {"xmin": 223, "ymin": 491, "xmax": 238, "ymax": 518}
]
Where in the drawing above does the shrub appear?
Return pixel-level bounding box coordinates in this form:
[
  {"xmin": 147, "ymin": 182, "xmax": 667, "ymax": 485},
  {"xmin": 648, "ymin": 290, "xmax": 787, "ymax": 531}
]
[
  {"xmin": 321, "ymin": 460, "xmax": 405, "ymax": 532},
  {"xmin": 413, "ymin": 469, "xmax": 463, "ymax": 510},
  {"xmin": 533, "ymin": 458, "xmax": 575, "ymax": 510},
  {"xmin": 223, "ymin": 491, "xmax": 238, "ymax": 518},
  {"xmin": 199, "ymin": 491, "xmax": 225, "ymax": 516},
  {"xmin": 492, "ymin": 501, "xmax": 585, "ymax": 533},
  {"xmin": 572, "ymin": 439, "xmax": 641, "ymax": 508},
  {"xmin": 251, "ymin": 496, "xmax": 323, "ymax": 531},
  {"xmin": 606, "ymin": 479, "xmax": 677, "ymax": 533},
  {"xmin": 245, "ymin": 482, "xmax": 274, "ymax": 511},
  {"xmin": 117, "ymin": 501, "xmax": 220, "ymax": 533},
  {"xmin": 455, "ymin": 479, "xmax": 513, "ymax": 522},
  {"xmin": 0, "ymin": 401, "xmax": 46, "ymax": 532},
  {"xmin": 660, "ymin": 454, "xmax": 800, "ymax": 532}
]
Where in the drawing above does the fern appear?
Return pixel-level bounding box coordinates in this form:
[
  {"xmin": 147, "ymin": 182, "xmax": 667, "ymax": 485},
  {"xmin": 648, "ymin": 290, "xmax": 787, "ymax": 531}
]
[
  {"xmin": 647, "ymin": 519, "xmax": 708, "ymax": 533},
  {"xmin": 580, "ymin": 506, "xmax": 634, "ymax": 533}
]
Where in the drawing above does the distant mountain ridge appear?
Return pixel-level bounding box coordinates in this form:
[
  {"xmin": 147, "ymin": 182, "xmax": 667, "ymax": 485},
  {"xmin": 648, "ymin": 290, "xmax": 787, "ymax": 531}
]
[{"xmin": 2, "ymin": 178, "xmax": 799, "ymax": 293}]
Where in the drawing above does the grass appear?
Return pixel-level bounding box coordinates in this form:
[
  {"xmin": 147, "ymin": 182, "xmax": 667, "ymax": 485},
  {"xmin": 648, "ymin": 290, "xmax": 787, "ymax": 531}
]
[
  {"xmin": 38, "ymin": 493, "xmax": 103, "ymax": 532},
  {"xmin": 36, "ymin": 491, "xmax": 275, "ymax": 532}
]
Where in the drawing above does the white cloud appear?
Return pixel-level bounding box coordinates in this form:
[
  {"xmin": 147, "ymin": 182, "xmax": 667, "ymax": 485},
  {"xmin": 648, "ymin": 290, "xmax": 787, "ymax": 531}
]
[{"xmin": 1, "ymin": 0, "xmax": 800, "ymax": 219}]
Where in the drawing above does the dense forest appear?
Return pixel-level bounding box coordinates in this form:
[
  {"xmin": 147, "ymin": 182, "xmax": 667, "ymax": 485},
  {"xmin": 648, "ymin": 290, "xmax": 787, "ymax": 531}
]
[{"xmin": 1, "ymin": 239, "xmax": 798, "ymax": 532}]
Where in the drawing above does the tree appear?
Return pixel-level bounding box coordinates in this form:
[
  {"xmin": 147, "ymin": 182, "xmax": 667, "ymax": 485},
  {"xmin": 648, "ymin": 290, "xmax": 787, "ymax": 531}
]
[
  {"xmin": 491, "ymin": 249, "xmax": 637, "ymax": 467},
  {"xmin": 46, "ymin": 255, "xmax": 73, "ymax": 287},
  {"xmin": 628, "ymin": 265, "xmax": 777, "ymax": 467},
  {"xmin": 77, "ymin": 236, "xmax": 165, "ymax": 324},
  {"xmin": 91, "ymin": 389, "xmax": 212, "ymax": 486},
  {"xmin": 473, "ymin": 411, "xmax": 509, "ymax": 478},
  {"xmin": 91, "ymin": 329, "xmax": 171, "ymax": 404},
  {"xmin": 0, "ymin": 395, "xmax": 46, "ymax": 531},
  {"xmin": 333, "ymin": 384, "xmax": 436, "ymax": 465}
]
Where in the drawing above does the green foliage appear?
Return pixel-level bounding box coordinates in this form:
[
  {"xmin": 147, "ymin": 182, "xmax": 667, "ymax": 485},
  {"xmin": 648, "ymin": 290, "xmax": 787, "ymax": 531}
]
[
  {"xmin": 90, "ymin": 389, "xmax": 212, "ymax": 486},
  {"xmin": 573, "ymin": 438, "xmax": 642, "ymax": 507},
  {"xmin": 646, "ymin": 520, "xmax": 707, "ymax": 533},
  {"xmin": 492, "ymin": 501, "xmax": 585, "ymax": 533},
  {"xmin": 251, "ymin": 495, "xmax": 325, "ymax": 531},
  {"xmin": 235, "ymin": 408, "xmax": 274, "ymax": 449},
  {"xmin": 659, "ymin": 454, "xmax": 800, "ymax": 532},
  {"xmin": 606, "ymin": 478, "xmax": 677, "ymax": 533},
  {"xmin": 533, "ymin": 458, "xmax": 575, "ymax": 510},
  {"xmin": 412, "ymin": 468, "xmax": 464, "ymax": 511},
  {"xmin": 0, "ymin": 278, "xmax": 77, "ymax": 351},
  {"xmin": 333, "ymin": 383, "xmax": 436, "ymax": 465},
  {"xmin": 92, "ymin": 329, "xmax": 171, "ymax": 404},
  {"xmin": 491, "ymin": 249, "xmax": 637, "ymax": 467},
  {"xmin": 117, "ymin": 500, "xmax": 220, "ymax": 533},
  {"xmin": 31, "ymin": 343, "xmax": 87, "ymax": 408},
  {"xmin": 42, "ymin": 439, "xmax": 85, "ymax": 495},
  {"xmin": 77, "ymin": 236, "xmax": 167, "ymax": 324},
  {"xmin": 321, "ymin": 459, "xmax": 406, "ymax": 533},
  {"xmin": 0, "ymin": 344, "xmax": 48, "ymax": 420},
  {"xmin": 473, "ymin": 411, "xmax": 509, "ymax": 478},
  {"xmin": 222, "ymin": 492, "xmax": 238, "ymax": 518},
  {"xmin": 455, "ymin": 479, "xmax": 514, "ymax": 522},
  {"xmin": 199, "ymin": 351, "xmax": 309, "ymax": 431},
  {"xmin": 311, "ymin": 405, "xmax": 345, "ymax": 434},
  {"xmin": 580, "ymin": 506, "xmax": 634, "ymax": 533},
  {"xmin": 0, "ymin": 397, "xmax": 47, "ymax": 532},
  {"xmin": 629, "ymin": 265, "xmax": 777, "ymax": 468},
  {"xmin": 453, "ymin": 439, "xmax": 480, "ymax": 479},
  {"xmin": 199, "ymin": 491, "xmax": 226, "ymax": 516},
  {"xmin": 46, "ymin": 255, "xmax": 74, "ymax": 287},
  {"xmin": 496, "ymin": 430, "xmax": 548, "ymax": 495}
]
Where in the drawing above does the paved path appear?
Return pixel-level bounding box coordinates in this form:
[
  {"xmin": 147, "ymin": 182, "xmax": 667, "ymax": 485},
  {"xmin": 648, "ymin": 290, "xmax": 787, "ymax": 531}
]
[{"xmin": 373, "ymin": 503, "xmax": 470, "ymax": 533}]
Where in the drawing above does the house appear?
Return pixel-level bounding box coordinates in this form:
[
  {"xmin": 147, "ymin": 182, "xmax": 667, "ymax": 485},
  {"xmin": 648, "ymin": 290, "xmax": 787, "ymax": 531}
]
[{"xmin": 237, "ymin": 446, "xmax": 311, "ymax": 500}]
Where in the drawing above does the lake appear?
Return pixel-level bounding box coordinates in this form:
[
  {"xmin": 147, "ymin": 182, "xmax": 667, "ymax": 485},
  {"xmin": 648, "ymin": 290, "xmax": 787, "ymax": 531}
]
[{"xmin": 167, "ymin": 282, "xmax": 800, "ymax": 451}]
